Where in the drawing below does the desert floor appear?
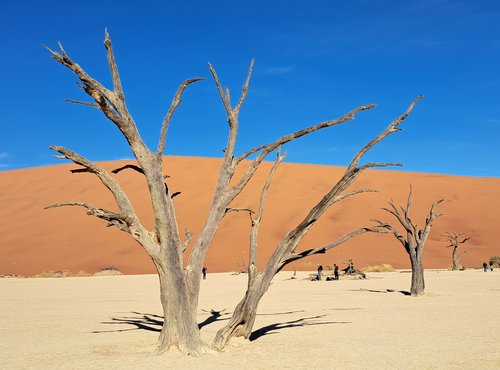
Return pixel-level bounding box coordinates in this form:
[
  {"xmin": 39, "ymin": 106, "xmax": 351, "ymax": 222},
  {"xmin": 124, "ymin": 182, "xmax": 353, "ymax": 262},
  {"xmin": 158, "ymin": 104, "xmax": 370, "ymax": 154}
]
[{"xmin": 1, "ymin": 270, "xmax": 499, "ymax": 369}]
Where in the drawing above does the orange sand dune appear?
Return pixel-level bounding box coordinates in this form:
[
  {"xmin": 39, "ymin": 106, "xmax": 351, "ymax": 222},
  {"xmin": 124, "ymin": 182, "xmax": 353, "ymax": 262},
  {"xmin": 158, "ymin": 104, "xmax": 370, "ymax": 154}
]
[{"xmin": 1, "ymin": 157, "xmax": 499, "ymax": 275}]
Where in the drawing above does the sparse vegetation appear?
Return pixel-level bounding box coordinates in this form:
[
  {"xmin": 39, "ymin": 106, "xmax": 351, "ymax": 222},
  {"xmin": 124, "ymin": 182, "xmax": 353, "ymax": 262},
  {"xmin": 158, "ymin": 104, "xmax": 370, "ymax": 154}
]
[
  {"xmin": 362, "ymin": 264, "xmax": 395, "ymax": 272},
  {"xmin": 75, "ymin": 270, "xmax": 92, "ymax": 277},
  {"xmin": 32, "ymin": 270, "xmax": 73, "ymax": 278},
  {"xmin": 94, "ymin": 266, "xmax": 122, "ymax": 276},
  {"xmin": 490, "ymin": 256, "xmax": 500, "ymax": 268}
]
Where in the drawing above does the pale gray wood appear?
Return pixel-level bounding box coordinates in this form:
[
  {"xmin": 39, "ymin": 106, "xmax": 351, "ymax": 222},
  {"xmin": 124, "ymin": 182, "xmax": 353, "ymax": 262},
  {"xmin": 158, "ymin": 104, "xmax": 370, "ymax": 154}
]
[{"xmin": 373, "ymin": 186, "xmax": 444, "ymax": 296}]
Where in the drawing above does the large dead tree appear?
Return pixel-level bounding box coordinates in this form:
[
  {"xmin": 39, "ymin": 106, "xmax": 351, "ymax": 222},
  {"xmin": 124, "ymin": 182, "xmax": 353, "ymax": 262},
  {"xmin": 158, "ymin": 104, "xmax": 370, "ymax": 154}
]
[
  {"xmin": 444, "ymin": 232, "xmax": 475, "ymax": 271},
  {"xmin": 373, "ymin": 187, "xmax": 444, "ymax": 297},
  {"xmin": 212, "ymin": 98, "xmax": 421, "ymax": 349},
  {"xmin": 46, "ymin": 32, "xmax": 421, "ymax": 354}
]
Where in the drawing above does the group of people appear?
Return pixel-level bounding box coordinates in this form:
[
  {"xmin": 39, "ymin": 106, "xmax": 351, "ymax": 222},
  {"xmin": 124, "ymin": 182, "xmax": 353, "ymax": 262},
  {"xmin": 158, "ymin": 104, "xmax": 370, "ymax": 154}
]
[
  {"xmin": 482, "ymin": 261, "xmax": 494, "ymax": 272},
  {"xmin": 316, "ymin": 263, "xmax": 339, "ymax": 281}
]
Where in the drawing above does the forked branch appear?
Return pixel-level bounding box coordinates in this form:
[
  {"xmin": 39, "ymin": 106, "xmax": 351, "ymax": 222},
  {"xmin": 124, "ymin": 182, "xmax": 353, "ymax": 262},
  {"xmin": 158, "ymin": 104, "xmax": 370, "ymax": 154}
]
[
  {"xmin": 49, "ymin": 145, "xmax": 143, "ymax": 232},
  {"xmin": 157, "ymin": 77, "xmax": 204, "ymax": 156},
  {"xmin": 45, "ymin": 201, "xmax": 130, "ymax": 233}
]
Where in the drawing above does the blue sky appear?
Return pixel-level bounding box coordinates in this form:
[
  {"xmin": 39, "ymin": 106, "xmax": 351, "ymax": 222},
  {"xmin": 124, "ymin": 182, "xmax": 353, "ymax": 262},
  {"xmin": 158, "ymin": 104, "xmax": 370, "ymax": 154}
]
[{"xmin": 1, "ymin": 0, "xmax": 499, "ymax": 177}]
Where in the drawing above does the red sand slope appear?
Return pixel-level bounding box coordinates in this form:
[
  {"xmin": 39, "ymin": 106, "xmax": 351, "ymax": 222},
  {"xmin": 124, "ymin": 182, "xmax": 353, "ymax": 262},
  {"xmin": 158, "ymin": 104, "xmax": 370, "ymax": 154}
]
[{"xmin": 1, "ymin": 156, "xmax": 499, "ymax": 275}]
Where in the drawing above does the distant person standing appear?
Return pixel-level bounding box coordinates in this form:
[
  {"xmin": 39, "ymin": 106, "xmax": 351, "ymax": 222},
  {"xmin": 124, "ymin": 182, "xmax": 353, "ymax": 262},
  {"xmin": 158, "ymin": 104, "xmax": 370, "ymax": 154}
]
[
  {"xmin": 202, "ymin": 266, "xmax": 207, "ymax": 279},
  {"xmin": 317, "ymin": 264, "xmax": 323, "ymax": 281},
  {"xmin": 334, "ymin": 264, "xmax": 339, "ymax": 280},
  {"xmin": 483, "ymin": 262, "xmax": 488, "ymax": 272},
  {"xmin": 490, "ymin": 261, "xmax": 494, "ymax": 272}
]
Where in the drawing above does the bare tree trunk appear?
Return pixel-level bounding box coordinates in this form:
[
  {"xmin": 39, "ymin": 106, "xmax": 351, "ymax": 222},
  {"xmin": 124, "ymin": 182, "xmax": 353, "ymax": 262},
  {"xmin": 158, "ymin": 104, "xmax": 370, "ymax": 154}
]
[
  {"xmin": 212, "ymin": 272, "xmax": 271, "ymax": 350},
  {"xmin": 451, "ymin": 247, "xmax": 460, "ymax": 271},
  {"xmin": 155, "ymin": 263, "xmax": 212, "ymax": 355},
  {"xmin": 409, "ymin": 253, "xmax": 425, "ymax": 296}
]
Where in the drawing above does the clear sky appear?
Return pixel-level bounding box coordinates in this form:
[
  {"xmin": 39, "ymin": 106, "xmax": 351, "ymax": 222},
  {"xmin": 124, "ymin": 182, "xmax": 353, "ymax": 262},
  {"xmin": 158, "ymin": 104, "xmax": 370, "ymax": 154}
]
[{"xmin": 1, "ymin": 0, "xmax": 499, "ymax": 177}]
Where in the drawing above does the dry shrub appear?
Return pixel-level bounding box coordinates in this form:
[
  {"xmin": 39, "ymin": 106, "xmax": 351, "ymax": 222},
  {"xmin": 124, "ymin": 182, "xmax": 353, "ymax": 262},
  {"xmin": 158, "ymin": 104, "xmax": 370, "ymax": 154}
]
[
  {"xmin": 75, "ymin": 270, "xmax": 92, "ymax": 277},
  {"xmin": 33, "ymin": 270, "xmax": 73, "ymax": 278},
  {"xmin": 0, "ymin": 274, "xmax": 25, "ymax": 278},
  {"xmin": 490, "ymin": 256, "xmax": 500, "ymax": 268},
  {"xmin": 362, "ymin": 264, "xmax": 395, "ymax": 272},
  {"xmin": 93, "ymin": 266, "xmax": 123, "ymax": 276}
]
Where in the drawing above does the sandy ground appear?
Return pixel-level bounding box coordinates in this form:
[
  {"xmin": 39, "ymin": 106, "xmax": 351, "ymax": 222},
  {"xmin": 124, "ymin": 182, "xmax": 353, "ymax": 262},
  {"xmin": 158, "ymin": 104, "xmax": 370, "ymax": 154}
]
[{"xmin": 1, "ymin": 269, "xmax": 499, "ymax": 369}]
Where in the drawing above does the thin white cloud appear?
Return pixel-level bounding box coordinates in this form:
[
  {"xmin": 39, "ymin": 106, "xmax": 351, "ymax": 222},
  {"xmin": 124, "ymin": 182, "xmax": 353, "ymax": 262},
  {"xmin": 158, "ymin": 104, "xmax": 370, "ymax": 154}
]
[{"xmin": 0, "ymin": 153, "xmax": 11, "ymax": 169}]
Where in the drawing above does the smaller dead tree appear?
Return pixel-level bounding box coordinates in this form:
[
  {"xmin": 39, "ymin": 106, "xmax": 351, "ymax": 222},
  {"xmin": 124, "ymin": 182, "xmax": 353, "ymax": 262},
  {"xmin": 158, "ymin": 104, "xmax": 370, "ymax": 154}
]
[
  {"xmin": 444, "ymin": 232, "xmax": 474, "ymax": 271},
  {"xmin": 373, "ymin": 186, "xmax": 444, "ymax": 297}
]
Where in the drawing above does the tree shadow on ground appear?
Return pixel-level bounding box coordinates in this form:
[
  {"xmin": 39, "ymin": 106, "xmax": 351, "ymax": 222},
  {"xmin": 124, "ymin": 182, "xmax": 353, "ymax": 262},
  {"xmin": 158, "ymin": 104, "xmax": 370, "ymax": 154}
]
[
  {"xmin": 250, "ymin": 314, "xmax": 350, "ymax": 341},
  {"xmin": 198, "ymin": 309, "xmax": 230, "ymax": 329},
  {"xmin": 351, "ymin": 288, "xmax": 411, "ymax": 296},
  {"xmin": 93, "ymin": 309, "xmax": 308, "ymax": 334},
  {"xmin": 92, "ymin": 311, "xmax": 163, "ymax": 333}
]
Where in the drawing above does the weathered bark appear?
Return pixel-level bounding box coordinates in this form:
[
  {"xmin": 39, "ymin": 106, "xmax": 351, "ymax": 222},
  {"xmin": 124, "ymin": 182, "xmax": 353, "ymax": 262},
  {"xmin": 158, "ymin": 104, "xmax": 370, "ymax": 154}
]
[
  {"xmin": 451, "ymin": 248, "xmax": 460, "ymax": 271},
  {"xmin": 409, "ymin": 253, "xmax": 425, "ymax": 296},
  {"xmin": 374, "ymin": 185, "xmax": 444, "ymax": 297},
  {"xmin": 213, "ymin": 98, "xmax": 423, "ymax": 349},
  {"xmin": 212, "ymin": 272, "xmax": 271, "ymax": 349},
  {"xmin": 155, "ymin": 263, "xmax": 212, "ymax": 354}
]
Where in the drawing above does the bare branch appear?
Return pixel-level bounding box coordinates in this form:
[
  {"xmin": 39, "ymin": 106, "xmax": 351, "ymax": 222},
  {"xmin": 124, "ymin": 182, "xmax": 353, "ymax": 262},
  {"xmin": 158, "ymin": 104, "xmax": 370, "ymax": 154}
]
[
  {"xmin": 235, "ymin": 58, "xmax": 254, "ymax": 114},
  {"xmin": 45, "ymin": 201, "xmax": 130, "ymax": 233},
  {"xmin": 65, "ymin": 99, "xmax": 99, "ymax": 108},
  {"xmin": 50, "ymin": 145, "xmax": 140, "ymax": 228},
  {"xmin": 256, "ymin": 98, "xmax": 422, "ymax": 270},
  {"xmin": 382, "ymin": 202, "xmax": 412, "ymax": 233},
  {"xmin": 237, "ymin": 104, "xmax": 376, "ymax": 163},
  {"xmin": 357, "ymin": 162, "xmax": 403, "ymax": 171},
  {"xmin": 157, "ymin": 77, "xmax": 204, "ymax": 156},
  {"xmin": 346, "ymin": 95, "xmax": 423, "ymax": 172},
  {"xmin": 48, "ymin": 37, "xmax": 145, "ymax": 149},
  {"xmin": 181, "ymin": 229, "xmax": 193, "ymax": 253},
  {"xmin": 459, "ymin": 236, "xmax": 471, "ymax": 244},
  {"xmin": 333, "ymin": 188, "xmax": 378, "ymax": 203},
  {"xmin": 280, "ymin": 227, "xmax": 373, "ymax": 267},
  {"xmin": 371, "ymin": 219, "xmax": 408, "ymax": 249},
  {"xmin": 249, "ymin": 148, "xmax": 286, "ymax": 274},
  {"xmin": 103, "ymin": 30, "xmax": 125, "ymax": 101},
  {"xmin": 208, "ymin": 63, "xmax": 232, "ymax": 115}
]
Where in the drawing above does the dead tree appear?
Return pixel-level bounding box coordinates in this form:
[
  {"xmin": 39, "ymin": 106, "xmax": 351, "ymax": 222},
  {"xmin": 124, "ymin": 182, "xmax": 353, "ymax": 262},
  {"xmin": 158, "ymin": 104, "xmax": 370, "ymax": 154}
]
[
  {"xmin": 341, "ymin": 259, "xmax": 366, "ymax": 278},
  {"xmin": 45, "ymin": 32, "xmax": 405, "ymax": 355},
  {"xmin": 212, "ymin": 97, "xmax": 422, "ymax": 350},
  {"xmin": 373, "ymin": 187, "xmax": 444, "ymax": 297},
  {"xmin": 444, "ymin": 232, "xmax": 475, "ymax": 270}
]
